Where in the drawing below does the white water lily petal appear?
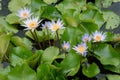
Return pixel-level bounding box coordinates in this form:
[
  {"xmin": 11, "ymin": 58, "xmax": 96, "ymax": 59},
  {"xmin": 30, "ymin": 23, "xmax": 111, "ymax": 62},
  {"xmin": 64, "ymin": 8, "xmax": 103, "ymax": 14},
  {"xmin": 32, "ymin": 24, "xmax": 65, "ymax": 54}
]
[
  {"xmin": 22, "ymin": 16, "xmax": 42, "ymax": 31},
  {"xmin": 92, "ymin": 31, "xmax": 106, "ymax": 42},
  {"xmin": 73, "ymin": 43, "xmax": 88, "ymax": 56},
  {"xmin": 17, "ymin": 7, "xmax": 32, "ymax": 19}
]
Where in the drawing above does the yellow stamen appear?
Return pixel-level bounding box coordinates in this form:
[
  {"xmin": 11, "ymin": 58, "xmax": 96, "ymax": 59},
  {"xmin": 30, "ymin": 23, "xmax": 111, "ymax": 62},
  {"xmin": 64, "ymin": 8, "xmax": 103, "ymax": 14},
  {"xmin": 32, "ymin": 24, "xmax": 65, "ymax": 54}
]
[
  {"xmin": 23, "ymin": 12, "xmax": 28, "ymax": 18},
  {"xmin": 64, "ymin": 45, "xmax": 68, "ymax": 49},
  {"xmin": 85, "ymin": 38, "xmax": 89, "ymax": 42},
  {"xmin": 95, "ymin": 36, "xmax": 101, "ymax": 41},
  {"xmin": 28, "ymin": 22, "xmax": 37, "ymax": 28},
  {"xmin": 78, "ymin": 46, "xmax": 85, "ymax": 53},
  {"xmin": 53, "ymin": 24, "xmax": 59, "ymax": 31}
]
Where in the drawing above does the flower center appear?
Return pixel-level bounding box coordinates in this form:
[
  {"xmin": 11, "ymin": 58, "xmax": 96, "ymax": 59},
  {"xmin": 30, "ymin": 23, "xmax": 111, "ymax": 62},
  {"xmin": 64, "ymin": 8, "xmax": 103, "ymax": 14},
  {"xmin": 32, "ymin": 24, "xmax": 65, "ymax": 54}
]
[
  {"xmin": 28, "ymin": 22, "xmax": 37, "ymax": 28},
  {"xmin": 78, "ymin": 46, "xmax": 85, "ymax": 53},
  {"xmin": 63, "ymin": 45, "xmax": 69, "ymax": 50},
  {"xmin": 53, "ymin": 24, "xmax": 59, "ymax": 31},
  {"xmin": 95, "ymin": 35, "xmax": 101, "ymax": 41},
  {"xmin": 85, "ymin": 37, "xmax": 89, "ymax": 42},
  {"xmin": 22, "ymin": 12, "xmax": 28, "ymax": 18}
]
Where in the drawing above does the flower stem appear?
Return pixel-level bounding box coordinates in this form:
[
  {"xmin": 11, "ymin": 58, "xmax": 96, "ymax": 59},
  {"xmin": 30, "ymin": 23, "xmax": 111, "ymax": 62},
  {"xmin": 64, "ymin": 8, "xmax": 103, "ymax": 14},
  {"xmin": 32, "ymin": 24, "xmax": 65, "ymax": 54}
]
[
  {"xmin": 46, "ymin": 27, "xmax": 51, "ymax": 46},
  {"xmin": 34, "ymin": 30, "xmax": 42, "ymax": 49},
  {"xmin": 56, "ymin": 30, "xmax": 61, "ymax": 52},
  {"xmin": 30, "ymin": 30, "xmax": 42, "ymax": 49},
  {"xmin": 79, "ymin": 55, "xmax": 82, "ymax": 78}
]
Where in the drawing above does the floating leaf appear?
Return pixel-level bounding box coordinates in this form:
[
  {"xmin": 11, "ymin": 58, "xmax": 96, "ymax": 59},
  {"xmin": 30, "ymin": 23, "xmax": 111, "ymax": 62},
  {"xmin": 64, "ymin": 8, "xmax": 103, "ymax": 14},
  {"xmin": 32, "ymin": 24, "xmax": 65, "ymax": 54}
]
[
  {"xmin": 80, "ymin": 22, "xmax": 99, "ymax": 33},
  {"xmin": 31, "ymin": 0, "xmax": 47, "ymax": 10},
  {"xmin": 107, "ymin": 75, "xmax": 120, "ymax": 80},
  {"xmin": 80, "ymin": 9, "xmax": 104, "ymax": 28},
  {"xmin": 0, "ymin": 66, "xmax": 11, "ymax": 80},
  {"xmin": 11, "ymin": 36, "xmax": 32, "ymax": 49},
  {"xmin": 60, "ymin": 53, "xmax": 80, "ymax": 76},
  {"xmin": 0, "ymin": 33, "xmax": 12, "ymax": 63},
  {"xmin": 37, "ymin": 64, "xmax": 54, "ymax": 80},
  {"xmin": 27, "ymin": 50, "xmax": 43, "ymax": 68},
  {"xmin": 43, "ymin": 0, "xmax": 57, "ymax": 4},
  {"xmin": 103, "ymin": 11, "xmax": 120, "ymax": 29},
  {"xmin": 40, "ymin": 6, "xmax": 61, "ymax": 20},
  {"xmin": 8, "ymin": 0, "xmax": 31, "ymax": 12},
  {"xmin": 6, "ymin": 13, "xmax": 19, "ymax": 24},
  {"xmin": 94, "ymin": 44, "xmax": 120, "ymax": 66},
  {"xmin": 62, "ymin": 9, "xmax": 80, "ymax": 27},
  {"xmin": 0, "ymin": 17, "xmax": 18, "ymax": 33},
  {"xmin": 61, "ymin": 27, "xmax": 83, "ymax": 46},
  {"xmin": 82, "ymin": 63, "xmax": 100, "ymax": 78},
  {"xmin": 105, "ymin": 65, "xmax": 120, "ymax": 74},
  {"xmin": 102, "ymin": 0, "xmax": 112, "ymax": 8},
  {"xmin": 113, "ymin": 0, "xmax": 120, "ymax": 2},
  {"xmin": 56, "ymin": 0, "xmax": 86, "ymax": 14},
  {"xmin": 8, "ymin": 64, "xmax": 37, "ymax": 80},
  {"xmin": 9, "ymin": 46, "xmax": 33, "ymax": 66},
  {"xmin": 41, "ymin": 46, "xmax": 59, "ymax": 64}
]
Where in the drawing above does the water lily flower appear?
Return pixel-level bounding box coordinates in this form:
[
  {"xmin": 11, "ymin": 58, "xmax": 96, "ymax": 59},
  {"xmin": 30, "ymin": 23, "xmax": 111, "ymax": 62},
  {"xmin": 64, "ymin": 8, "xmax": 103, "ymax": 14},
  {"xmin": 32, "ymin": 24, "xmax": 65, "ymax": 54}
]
[
  {"xmin": 47, "ymin": 19, "xmax": 64, "ymax": 32},
  {"xmin": 22, "ymin": 16, "xmax": 42, "ymax": 31},
  {"xmin": 62, "ymin": 41, "xmax": 70, "ymax": 51},
  {"xmin": 92, "ymin": 31, "xmax": 106, "ymax": 42},
  {"xmin": 17, "ymin": 7, "xmax": 32, "ymax": 19},
  {"xmin": 82, "ymin": 33, "xmax": 92, "ymax": 42},
  {"xmin": 41, "ymin": 22, "xmax": 49, "ymax": 29},
  {"xmin": 73, "ymin": 43, "xmax": 88, "ymax": 56}
]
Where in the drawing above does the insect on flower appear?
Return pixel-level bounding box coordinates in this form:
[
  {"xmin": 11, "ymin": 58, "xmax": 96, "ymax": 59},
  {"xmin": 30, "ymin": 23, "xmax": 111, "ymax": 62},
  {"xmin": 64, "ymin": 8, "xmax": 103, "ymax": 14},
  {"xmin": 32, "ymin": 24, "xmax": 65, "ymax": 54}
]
[
  {"xmin": 73, "ymin": 43, "xmax": 88, "ymax": 56},
  {"xmin": 22, "ymin": 16, "xmax": 42, "ymax": 32},
  {"xmin": 92, "ymin": 31, "xmax": 106, "ymax": 42},
  {"xmin": 82, "ymin": 33, "xmax": 92, "ymax": 42},
  {"xmin": 47, "ymin": 19, "xmax": 64, "ymax": 32},
  {"xmin": 62, "ymin": 41, "xmax": 70, "ymax": 51},
  {"xmin": 17, "ymin": 7, "xmax": 32, "ymax": 19}
]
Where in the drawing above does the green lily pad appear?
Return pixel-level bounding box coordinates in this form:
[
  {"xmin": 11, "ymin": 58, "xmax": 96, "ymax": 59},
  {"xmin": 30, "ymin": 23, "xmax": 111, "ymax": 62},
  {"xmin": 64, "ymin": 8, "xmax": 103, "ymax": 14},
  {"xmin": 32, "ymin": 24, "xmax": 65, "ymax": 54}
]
[
  {"xmin": 8, "ymin": 64, "xmax": 37, "ymax": 80},
  {"xmin": 43, "ymin": 0, "xmax": 57, "ymax": 4},
  {"xmin": 60, "ymin": 53, "xmax": 80, "ymax": 76},
  {"xmin": 6, "ymin": 13, "xmax": 19, "ymax": 24},
  {"xmin": 8, "ymin": 0, "xmax": 31, "ymax": 12},
  {"xmin": 0, "ymin": 17, "xmax": 18, "ymax": 33},
  {"xmin": 103, "ymin": 11, "xmax": 120, "ymax": 29},
  {"xmin": 0, "ymin": 33, "xmax": 12, "ymax": 63},
  {"xmin": 37, "ymin": 64, "xmax": 54, "ymax": 80},
  {"xmin": 9, "ymin": 46, "xmax": 33, "ymax": 66},
  {"xmin": 41, "ymin": 46, "xmax": 59, "ymax": 64},
  {"xmin": 80, "ymin": 9, "xmax": 104, "ymax": 28},
  {"xmin": 82, "ymin": 63, "xmax": 100, "ymax": 78},
  {"xmin": 107, "ymin": 75, "xmax": 120, "ymax": 80},
  {"xmin": 94, "ymin": 44, "xmax": 120, "ymax": 66}
]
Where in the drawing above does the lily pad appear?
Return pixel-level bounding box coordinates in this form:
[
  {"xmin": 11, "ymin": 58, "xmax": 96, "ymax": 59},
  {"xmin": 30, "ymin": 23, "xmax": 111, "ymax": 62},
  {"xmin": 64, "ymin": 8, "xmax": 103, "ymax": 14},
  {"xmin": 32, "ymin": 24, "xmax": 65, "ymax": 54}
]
[{"xmin": 103, "ymin": 11, "xmax": 120, "ymax": 29}]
